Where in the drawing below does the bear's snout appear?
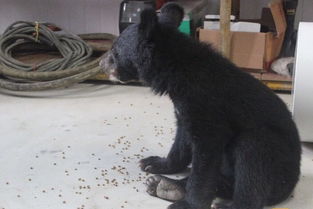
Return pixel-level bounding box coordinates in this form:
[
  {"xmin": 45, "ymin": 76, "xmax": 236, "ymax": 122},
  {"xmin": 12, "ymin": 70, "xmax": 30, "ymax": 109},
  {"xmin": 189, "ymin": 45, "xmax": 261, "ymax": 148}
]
[
  {"xmin": 99, "ymin": 51, "xmax": 123, "ymax": 83},
  {"xmin": 99, "ymin": 51, "xmax": 116, "ymax": 74}
]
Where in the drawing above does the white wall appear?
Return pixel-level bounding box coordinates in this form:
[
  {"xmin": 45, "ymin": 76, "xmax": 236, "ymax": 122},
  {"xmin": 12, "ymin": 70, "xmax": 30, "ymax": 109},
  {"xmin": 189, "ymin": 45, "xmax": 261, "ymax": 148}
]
[
  {"xmin": 0, "ymin": 0, "xmax": 122, "ymax": 35},
  {"xmin": 295, "ymin": 0, "xmax": 313, "ymax": 28},
  {"xmin": 2, "ymin": 0, "xmax": 312, "ymax": 35}
]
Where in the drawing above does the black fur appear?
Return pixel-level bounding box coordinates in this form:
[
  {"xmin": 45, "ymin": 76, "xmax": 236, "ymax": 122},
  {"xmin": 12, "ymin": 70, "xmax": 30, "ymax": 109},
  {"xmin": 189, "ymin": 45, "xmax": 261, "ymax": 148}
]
[{"xmin": 101, "ymin": 3, "xmax": 301, "ymax": 209}]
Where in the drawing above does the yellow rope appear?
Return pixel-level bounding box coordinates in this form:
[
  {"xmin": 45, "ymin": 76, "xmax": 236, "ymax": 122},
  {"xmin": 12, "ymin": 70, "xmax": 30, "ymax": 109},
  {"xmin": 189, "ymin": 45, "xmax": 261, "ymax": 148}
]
[{"xmin": 34, "ymin": 21, "xmax": 39, "ymax": 41}]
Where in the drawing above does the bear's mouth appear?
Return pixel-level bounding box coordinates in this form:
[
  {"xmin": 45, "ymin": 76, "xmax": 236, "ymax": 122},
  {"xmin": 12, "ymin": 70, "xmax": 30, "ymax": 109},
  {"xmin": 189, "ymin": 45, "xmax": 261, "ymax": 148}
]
[
  {"xmin": 99, "ymin": 52, "xmax": 125, "ymax": 84},
  {"xmin": 99, "ymin": 51, "xmax": 138, "ymax": 84}
]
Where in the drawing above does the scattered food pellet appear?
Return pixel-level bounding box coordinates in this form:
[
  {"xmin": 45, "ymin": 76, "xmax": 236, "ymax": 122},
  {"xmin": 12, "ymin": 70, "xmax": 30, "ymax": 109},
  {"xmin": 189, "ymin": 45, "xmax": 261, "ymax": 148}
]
[{"xmin": 0, "ymin": 104, "xmax": 179, "ymax": 208}]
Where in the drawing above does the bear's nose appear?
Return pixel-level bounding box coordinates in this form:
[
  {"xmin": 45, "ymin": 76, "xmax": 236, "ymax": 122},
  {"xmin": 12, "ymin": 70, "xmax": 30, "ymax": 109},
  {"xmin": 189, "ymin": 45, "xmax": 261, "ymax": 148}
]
[{"xmin": 99, "ymin": 51, "xmax": 116, "ymax": 74}]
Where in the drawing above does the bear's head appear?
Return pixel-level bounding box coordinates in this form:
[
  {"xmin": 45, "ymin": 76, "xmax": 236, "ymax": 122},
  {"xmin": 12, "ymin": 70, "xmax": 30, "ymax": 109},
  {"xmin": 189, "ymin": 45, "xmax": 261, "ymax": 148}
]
[{"xmin": 99, "ymin": 3, "xmax": 184, "ymax": 84}]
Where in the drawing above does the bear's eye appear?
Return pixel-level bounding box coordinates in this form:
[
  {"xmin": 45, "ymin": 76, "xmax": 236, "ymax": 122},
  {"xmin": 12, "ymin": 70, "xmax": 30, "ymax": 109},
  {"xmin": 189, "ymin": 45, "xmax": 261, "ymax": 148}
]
[
  {"xmin": 109, "ymin": 55, "xmax": 114, "ymax": 65},
  {"xmin": 111, "ymin": 49, "xmax": 119, "ymax": 59}
]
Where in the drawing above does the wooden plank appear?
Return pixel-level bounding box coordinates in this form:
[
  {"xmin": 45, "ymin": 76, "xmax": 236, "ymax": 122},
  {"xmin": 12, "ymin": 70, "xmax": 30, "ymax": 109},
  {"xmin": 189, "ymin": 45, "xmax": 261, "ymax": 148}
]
[
  {"xmin": 248, "ymin": 72, "xmax": 292, "ymax": 91},
  {"xmin": 261, "ymin": 72, "xmax": 292, "ymax": 82},
  {"xmin": 219, "ymin": 0, "xmax": 232, "ymax": 58},
  {"xmin": 262, "ymin": 80, "xmax": 292, "ymax": 91}
]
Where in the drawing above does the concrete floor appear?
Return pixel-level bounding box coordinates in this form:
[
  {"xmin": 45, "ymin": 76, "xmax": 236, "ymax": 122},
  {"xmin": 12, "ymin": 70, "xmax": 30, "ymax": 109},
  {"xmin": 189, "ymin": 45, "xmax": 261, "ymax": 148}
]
[{"xmin": 0, "ymin": 84, "xmax": 312, "ymax": 209}]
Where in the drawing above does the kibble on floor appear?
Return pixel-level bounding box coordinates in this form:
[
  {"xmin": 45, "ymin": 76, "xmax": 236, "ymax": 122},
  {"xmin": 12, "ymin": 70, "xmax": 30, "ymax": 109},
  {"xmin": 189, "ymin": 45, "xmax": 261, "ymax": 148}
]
[{"xmin": 0, "ymin": 84, "xmax": 312, "ymax": 209}]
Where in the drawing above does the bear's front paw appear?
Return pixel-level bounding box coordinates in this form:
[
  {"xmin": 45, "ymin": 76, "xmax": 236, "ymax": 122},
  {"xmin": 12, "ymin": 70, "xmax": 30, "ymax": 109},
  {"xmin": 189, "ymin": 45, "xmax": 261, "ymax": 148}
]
[
  {"xmin": 167, "ymin": 200, "xmax": 193, "ymax": 209},
  {"xmin": 139, "ymin": 156, "xmax": 168, "ymax": 174},
  {"xmin": 145, "ymin": 175, "xmax": 185, "ymax": 201}
]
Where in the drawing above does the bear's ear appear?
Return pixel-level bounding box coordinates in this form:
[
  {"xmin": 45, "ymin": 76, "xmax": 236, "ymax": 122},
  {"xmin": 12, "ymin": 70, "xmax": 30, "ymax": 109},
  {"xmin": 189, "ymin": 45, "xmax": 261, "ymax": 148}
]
[
  {"xmin": 159, "ymin": 3, "xmax": 184, "ymax": 28},
  {"xmin": 139, "ymin": 8, "xmax": 158, "ymax": 39}
]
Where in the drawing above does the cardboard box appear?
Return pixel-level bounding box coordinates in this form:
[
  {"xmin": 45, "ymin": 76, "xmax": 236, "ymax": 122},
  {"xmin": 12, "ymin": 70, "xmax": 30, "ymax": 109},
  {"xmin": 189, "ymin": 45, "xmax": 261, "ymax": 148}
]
[
  {"xmin": 198, "ymin": 0, "xmax": 286, "ymax": 71},
  {"xmin": 204, "ymin": 21, "xmax": 261, "ymax": 33}
]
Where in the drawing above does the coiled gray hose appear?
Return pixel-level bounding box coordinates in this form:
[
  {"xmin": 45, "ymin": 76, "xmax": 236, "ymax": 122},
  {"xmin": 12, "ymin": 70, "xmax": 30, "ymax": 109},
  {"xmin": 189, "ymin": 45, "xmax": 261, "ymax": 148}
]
[{"xmin": 0, "ymin": 21, "xmax": 115, "ymax": 91}]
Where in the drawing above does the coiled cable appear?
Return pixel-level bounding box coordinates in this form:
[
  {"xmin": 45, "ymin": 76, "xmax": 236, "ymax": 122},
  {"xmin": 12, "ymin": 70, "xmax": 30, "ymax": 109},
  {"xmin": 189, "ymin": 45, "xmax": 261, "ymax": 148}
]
[{"xmin": 0, "ymin": 21, "xmax": 115, "ymax": 91}]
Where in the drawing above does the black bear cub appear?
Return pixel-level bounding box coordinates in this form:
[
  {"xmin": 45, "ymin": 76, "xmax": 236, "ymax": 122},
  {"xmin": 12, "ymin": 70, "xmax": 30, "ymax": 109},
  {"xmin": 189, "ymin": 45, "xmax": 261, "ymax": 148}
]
[{"xmin": 100, "ymin": 3, "xmax": 301, "ymax": 209}]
